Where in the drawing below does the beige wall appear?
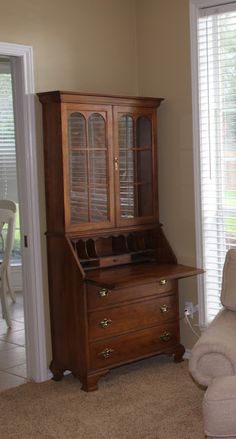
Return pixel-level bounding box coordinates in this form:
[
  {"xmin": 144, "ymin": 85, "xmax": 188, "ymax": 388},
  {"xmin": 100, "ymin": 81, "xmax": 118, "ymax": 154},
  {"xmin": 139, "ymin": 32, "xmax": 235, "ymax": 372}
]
[
  {"xmin": 136, "ymin": 0, "xmax": 200, "ymax": 348},
  {"xmin": 0, "ymin": 0, "xmax": 199, "ymax": 359},
  {"xmin": 0, "ymin": 0, "xmax": 138, "ymax": 360},
  {"xmin": 0, "ymin": 0, "xmax": 138, "ymax": 94}
]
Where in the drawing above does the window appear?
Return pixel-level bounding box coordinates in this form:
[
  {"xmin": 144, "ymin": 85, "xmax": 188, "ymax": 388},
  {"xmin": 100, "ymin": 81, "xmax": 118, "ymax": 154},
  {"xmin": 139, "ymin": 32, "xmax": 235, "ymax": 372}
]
[
  {"xmin": 190, "ymin": 0, "xmax": 236, "ymax": 324},
  {"xmin": 0, "ymin": 58, "xmax": 21, "ymax": 264}
]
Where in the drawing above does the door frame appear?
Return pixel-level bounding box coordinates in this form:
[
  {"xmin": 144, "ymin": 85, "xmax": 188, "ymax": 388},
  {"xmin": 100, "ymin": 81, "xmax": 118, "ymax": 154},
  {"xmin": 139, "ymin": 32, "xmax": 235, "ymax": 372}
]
[{"xmin": 0, "ymin": 42, "xmax": 48, "ymax": 381}]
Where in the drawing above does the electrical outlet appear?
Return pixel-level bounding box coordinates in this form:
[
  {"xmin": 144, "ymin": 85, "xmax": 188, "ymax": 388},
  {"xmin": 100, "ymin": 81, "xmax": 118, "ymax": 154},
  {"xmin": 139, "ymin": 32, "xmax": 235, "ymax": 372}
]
[{"xmin": 184, "ymin": 301, "xmax": 195, "ymax": 319}]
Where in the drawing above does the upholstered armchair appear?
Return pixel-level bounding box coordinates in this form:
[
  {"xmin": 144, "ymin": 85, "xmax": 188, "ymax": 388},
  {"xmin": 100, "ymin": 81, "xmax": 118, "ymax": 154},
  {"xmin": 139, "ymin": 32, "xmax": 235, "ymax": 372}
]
[{"xmin": 189, "ymin": 249, "xmax": 236, "ymax": 387}]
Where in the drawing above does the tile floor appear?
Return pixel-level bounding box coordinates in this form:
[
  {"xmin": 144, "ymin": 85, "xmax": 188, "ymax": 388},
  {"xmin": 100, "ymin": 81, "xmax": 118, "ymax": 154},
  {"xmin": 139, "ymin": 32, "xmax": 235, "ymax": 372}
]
[{"xmin": 0, "ymin": 292, "xmax": 28, "ymax": 391}]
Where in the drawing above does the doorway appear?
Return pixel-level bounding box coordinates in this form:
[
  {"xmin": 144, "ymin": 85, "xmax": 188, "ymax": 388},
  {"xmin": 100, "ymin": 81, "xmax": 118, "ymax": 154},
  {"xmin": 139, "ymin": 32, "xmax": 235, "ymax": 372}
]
[
  {"xmin": 0, "ymin": 42, "xmax": 47, "ymax": 384},
  {"xmin": 0, "ymin": 57, "xmax": 26, "ymax": 390}
]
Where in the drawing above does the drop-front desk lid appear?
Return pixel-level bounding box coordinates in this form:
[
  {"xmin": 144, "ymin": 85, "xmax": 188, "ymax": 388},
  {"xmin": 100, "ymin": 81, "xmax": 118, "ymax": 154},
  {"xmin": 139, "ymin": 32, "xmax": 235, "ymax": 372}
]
[{"xmin": 85, "ymin": 262, "xmax": 204, "ymax": 289}]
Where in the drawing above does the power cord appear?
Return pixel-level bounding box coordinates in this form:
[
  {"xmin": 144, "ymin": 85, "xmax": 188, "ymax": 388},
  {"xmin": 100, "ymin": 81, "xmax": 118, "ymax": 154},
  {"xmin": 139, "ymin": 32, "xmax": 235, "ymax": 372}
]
[{"xmin": 184, "ymin": 309, "xmax": 200, "ymax": 338}]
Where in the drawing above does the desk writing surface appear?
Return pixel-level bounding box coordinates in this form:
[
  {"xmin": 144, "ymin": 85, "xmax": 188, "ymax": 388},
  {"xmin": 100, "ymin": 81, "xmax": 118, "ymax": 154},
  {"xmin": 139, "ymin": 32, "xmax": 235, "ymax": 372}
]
[{"xmin": 85, "ymin": 262, "xmax": 204, "ymax": 289}]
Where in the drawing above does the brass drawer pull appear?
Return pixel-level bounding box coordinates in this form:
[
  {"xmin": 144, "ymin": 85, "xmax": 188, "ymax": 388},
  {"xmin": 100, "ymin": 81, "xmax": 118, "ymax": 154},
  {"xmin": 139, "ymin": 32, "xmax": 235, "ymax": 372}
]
[
  {"xmin": 160, "ymin": 331, "xmax": 172, "ymax": 342},
  {"xmin": 159, "ymin": 279, "xmax": 167, "ymax": 286},
  {"xmin": 114, "ymin": 156, "xmax": 119, "ymax": 171},
  {"xmin": 99, "ymin": 318, "xmax": 112, "ymax": 328},
  {"xmin": 99, "ymin": 348, "xmax": 114, "ymax": 359},
  {"xmin": 98, "ymin": 288, "xmax": 110, "ymax": 297},
  {"xmin": 160, "ymin": 304, "xmax": 169, "ymax": 313}
]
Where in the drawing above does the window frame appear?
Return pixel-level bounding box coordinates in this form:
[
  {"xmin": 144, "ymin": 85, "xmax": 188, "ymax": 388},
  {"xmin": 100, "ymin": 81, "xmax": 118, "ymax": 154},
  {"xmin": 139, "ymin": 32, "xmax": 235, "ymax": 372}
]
[{"xmin": 189, "ymin": 0, "xmax": 236, "ymax": 328}]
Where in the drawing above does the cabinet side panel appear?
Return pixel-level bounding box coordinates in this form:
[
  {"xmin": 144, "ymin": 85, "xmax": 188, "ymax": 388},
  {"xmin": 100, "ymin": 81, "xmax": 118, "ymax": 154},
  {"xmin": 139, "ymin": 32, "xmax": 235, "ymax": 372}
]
[
  {"xmin": 47, "ymin": 236, "xmax": 88, "ymax": 377},
  {"xmin": 155, "ymin": 226, "xmax": 178, "ymax": 264},
  {"xmin": 41, "ymin": 102, "xmax": 65, "ymax": 233}
]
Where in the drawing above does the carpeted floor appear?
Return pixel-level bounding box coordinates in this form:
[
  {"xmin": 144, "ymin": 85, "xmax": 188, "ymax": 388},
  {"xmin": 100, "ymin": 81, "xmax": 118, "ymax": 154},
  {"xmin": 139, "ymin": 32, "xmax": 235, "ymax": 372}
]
[{"xmin": 0, "ymin": 356, "xmax": 205, "ymax": 439}]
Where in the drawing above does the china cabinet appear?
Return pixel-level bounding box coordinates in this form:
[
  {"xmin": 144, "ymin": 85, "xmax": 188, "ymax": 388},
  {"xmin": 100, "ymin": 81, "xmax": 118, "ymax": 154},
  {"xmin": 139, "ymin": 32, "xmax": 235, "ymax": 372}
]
[{"xmin": 38, "ymin": 91, "xmax": 203, "ymax": 391}]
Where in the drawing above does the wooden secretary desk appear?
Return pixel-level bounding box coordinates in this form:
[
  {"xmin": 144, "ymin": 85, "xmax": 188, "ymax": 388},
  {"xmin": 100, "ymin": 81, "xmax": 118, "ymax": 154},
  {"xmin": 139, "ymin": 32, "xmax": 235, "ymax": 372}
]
[{"xmin": 38, "ymin": 91, "xmax": 203, "ymax": 391}]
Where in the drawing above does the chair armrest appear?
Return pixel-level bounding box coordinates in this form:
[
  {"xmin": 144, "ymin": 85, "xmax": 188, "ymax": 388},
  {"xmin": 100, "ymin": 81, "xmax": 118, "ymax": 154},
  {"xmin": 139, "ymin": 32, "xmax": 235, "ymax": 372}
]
[{"xmin": 189, "ymin": 309, "xmax": 236, "ymax": 387}]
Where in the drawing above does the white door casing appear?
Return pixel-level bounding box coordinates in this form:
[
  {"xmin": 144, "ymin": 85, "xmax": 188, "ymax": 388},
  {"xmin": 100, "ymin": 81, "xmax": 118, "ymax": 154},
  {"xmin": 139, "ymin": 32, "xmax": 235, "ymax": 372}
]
[{"xmin": 0, "ymin": 42, "xmax": 48, "ymax": 381}]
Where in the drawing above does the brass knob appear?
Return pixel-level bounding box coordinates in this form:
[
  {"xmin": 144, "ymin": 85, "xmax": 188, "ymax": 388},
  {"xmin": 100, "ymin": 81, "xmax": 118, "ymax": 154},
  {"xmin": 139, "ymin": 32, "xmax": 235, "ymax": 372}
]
[
  {"xmin": 160, "ymin": 331, "xmax": 172, "ymax": 342},
  {"xmin": 99, "ymin": 318, "xmax": 112, "ymax": 328},
  {"xmin": 159, "ymin": 279, "xmax": 167, "ymax": 286},
  {"xmin": 160, "ymin": 304, "xmax": 169, "ymax": 313},
  {"xmin": 98, "ymin": 288, "xmax": 110, "ymax": 297},
  {"xmin": 99, "ymin": 348, "xmax": 114, "ymax": 359},
  {"xmin": 114, "ymin": 157, "xmax": 119, "ymax": 171}
]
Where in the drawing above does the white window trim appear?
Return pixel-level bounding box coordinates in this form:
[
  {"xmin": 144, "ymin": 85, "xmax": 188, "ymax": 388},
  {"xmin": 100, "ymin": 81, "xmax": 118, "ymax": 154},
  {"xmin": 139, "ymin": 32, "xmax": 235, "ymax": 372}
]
[
  {"xmin": 189, "ymin": 0, "xmax": 236, "ymax": 328},
  {"xmin": 0, "ymin": 42, "xmax": 48, "ymax": 381},
  {"xmin": 190, "ymin": 0, "xmax": 236, "ymax": 8}
]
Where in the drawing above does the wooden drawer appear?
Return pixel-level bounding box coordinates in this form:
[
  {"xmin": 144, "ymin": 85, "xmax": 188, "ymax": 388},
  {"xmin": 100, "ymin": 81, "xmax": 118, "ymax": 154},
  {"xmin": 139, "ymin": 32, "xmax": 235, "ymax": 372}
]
[
  {"xmin": 88, "ymin": 293, "xmax": 178, "ymax": 340},
  {"xmin": 89, "ymin": 322, "xmax": 179, "ymax": 370},
  {"xmin": 87, "ymin": 279, "xmax": 176, "ymax": 310}
]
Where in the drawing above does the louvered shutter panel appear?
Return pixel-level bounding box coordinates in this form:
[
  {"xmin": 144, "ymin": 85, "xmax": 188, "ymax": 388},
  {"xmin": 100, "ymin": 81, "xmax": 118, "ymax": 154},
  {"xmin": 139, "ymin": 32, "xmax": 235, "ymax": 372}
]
[
  {"xmin": 198, "ymin": 3, "xmax": 236, "ymax": 322},
  {"xmin": 68, "ymin": 111, "xmax": 109, "ymax": 225},
  {"xmin": 119, "ymin": 115, "xmax": 135, "ymax": 218}
]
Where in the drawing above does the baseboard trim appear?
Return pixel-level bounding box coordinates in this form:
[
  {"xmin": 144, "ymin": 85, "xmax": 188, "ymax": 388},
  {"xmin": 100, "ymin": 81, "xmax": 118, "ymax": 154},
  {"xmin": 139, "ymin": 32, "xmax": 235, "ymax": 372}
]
[
  {"xmin": 47, "ymin": 369, "xmax": 71, "ymax": 380},
  {"xmin": 183, "ymin": 349, "xmax": 191, "ymax": 360}
]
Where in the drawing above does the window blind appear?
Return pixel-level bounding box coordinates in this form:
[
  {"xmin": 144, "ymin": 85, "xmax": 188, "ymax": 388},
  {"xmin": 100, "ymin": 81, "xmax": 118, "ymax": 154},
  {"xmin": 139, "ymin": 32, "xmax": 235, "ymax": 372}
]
[
  {"xmin": 0, "ymin": 60, "xmax": 18, "ymax": 202},
  {"xmin": 198, "ymin": 3, "xmax": 236, "ymax": 322}
]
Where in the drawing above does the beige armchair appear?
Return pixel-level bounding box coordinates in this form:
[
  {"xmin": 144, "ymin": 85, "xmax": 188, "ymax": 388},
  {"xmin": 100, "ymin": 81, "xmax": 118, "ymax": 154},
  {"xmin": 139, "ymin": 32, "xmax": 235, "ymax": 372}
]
[
  {"xmin": 189, "ymin": 249, "xmax": 236, "ymax": 387},
  {"xmin": 189, "ymin": 249, "xmax": 236, "ymax": 438}
]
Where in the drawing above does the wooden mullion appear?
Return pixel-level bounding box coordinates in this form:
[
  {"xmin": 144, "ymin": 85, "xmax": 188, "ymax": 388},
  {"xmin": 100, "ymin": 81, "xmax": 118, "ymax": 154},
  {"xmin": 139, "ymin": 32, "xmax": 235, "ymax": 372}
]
[
  {"xmin": 85, "ymin": 116, "xmax": 91, "ymax": 222},
  {"xmin": 125, "ymin": 117, "xmax": 130, "ymax": 217},
  {"xmin": 104, "ymin": 113, "xmax": 110, "ymax": 222},
  {"xmin": 71, "ymin": 147, "xmax": 107, "ymax": 151},
  {"xmin": 134, "ymin": 116, "xmax": 139, "ymax": 217}
]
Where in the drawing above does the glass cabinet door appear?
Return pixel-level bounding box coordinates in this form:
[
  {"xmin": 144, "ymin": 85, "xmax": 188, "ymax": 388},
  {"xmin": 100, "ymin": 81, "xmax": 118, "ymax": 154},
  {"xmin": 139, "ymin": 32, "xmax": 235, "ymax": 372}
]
[
  {"xmin": 65, "ymin": 106, "xmax": 114, "ymax": 230},
  {"xmin": 115, "ymin": 107, "xmax": 158, "ymax": 225}
]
